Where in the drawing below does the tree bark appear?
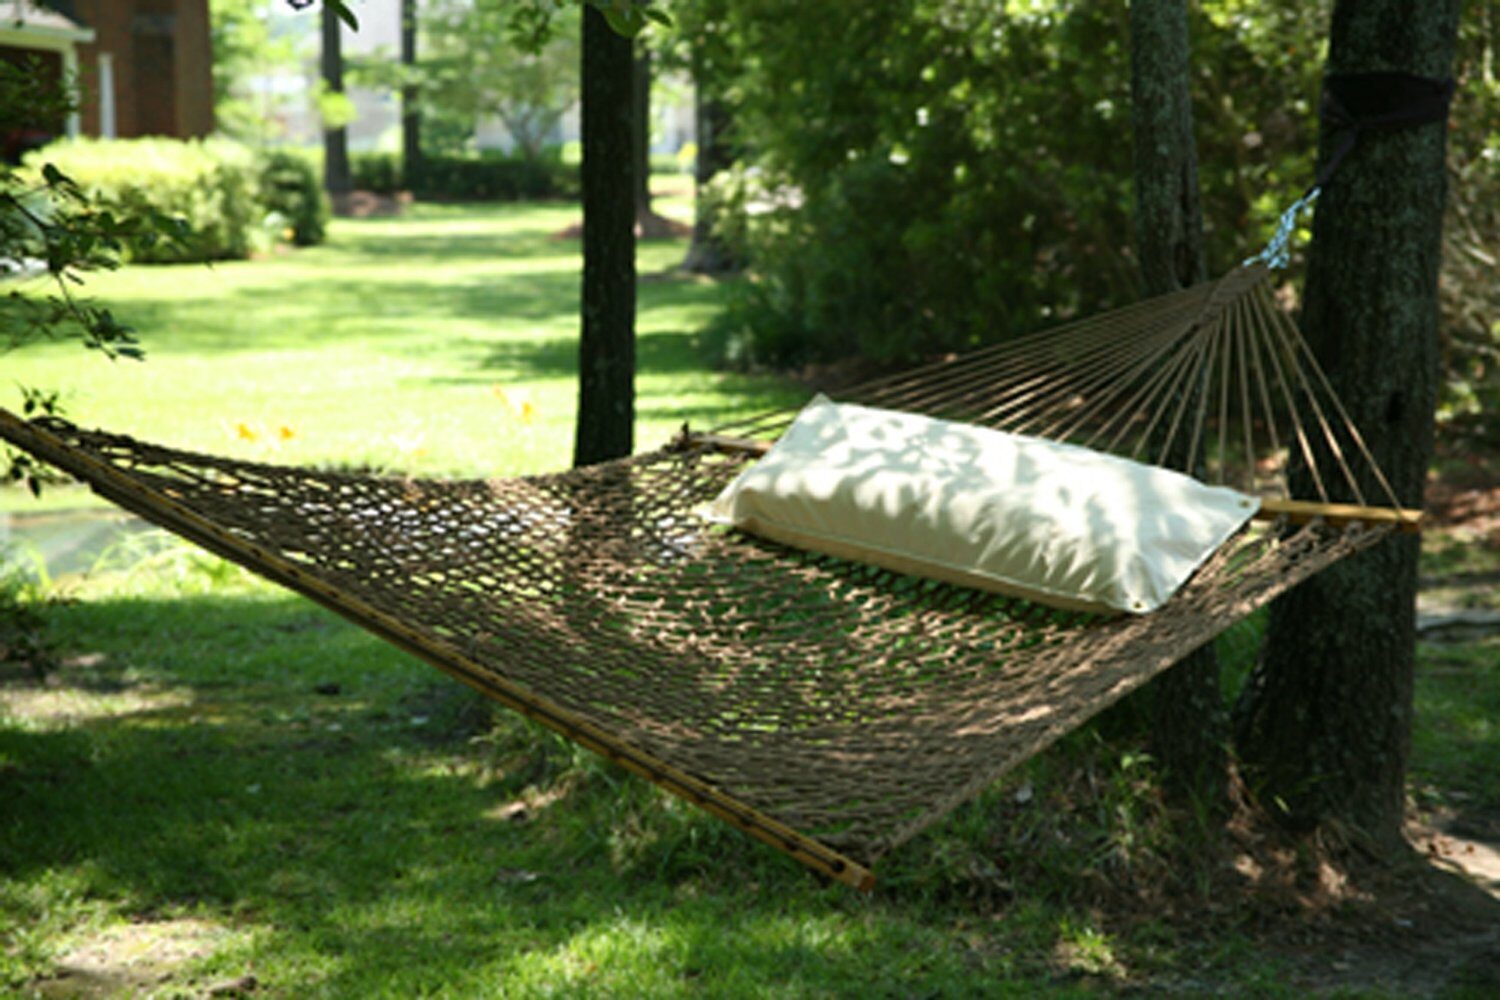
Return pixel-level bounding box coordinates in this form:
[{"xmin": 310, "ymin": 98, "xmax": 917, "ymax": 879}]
[
  {"xmin": 574, "ymin": 4, "xmax": 637, "ymax": 468},
  {"xmin": 1234, "ymin": 0, "xmax": 1460, "ymax": 850},
  {"xmin": 634, "ymin": 49, "xmax": 652, "ymax": 215},
  {"xmin": 1130, "ymin": 0, "xmax": 1208, "ymax": 293},
  {"xmin": 401, "ymin": 0, "xmax": 422, "ymax": 183},
  {"xmin": 681, "ymin": 80, "xmax": 736, "ymax": 274},
  {"xmin": 321, "ymin": 2, "xmax": 351, "ymax": 199},
  {"xmin": 633, "ymin": 47, "xmax": 675, "ymax": 239},
  {"xmin": 1125, "ymin": 0, "xmax": 1225, "ymax": 806}
]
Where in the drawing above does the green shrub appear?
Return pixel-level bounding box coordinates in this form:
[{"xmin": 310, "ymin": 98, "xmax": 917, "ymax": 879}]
[
  {"xmin": 408, "ymin": 151, "xmax": 578, "ymax": 202},
  {"xmin": 351, "ymin": 151, "xmax": 404, "ymax": 195},
  {"xmin": 350, "ymin": 149, "xmax": 578, "ymax": 202},
  {"xmin": 701, "ymin": 0, "xmax": 1341, "ymax": 368},
  {"xmin": 258, "ymin": 149, "xmax": 328, "ymax": 247},
  {"xmin": 25, "ymin": 137, "xmax": 267, "ymax": 262}
]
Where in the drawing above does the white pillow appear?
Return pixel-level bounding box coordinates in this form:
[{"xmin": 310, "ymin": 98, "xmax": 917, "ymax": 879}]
[{"xmin": 707, "ymin": 395, "xmax": 1260, "ymax": 615}]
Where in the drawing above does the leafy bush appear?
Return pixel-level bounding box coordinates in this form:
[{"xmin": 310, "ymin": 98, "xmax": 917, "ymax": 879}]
[
  {"xmin": 25, "ymin": 137, "xmax": 267, "ymax": 262},
  {"xmin": 702, "ymin": 0, "xmax": 1331, "ymax": 367},
  {"xmin": 708, "ymin": 0, "xmax": 1494, "ymax": 395},
  {"xmin": 1437, "ymin": 19, "xmax": 1500, "ymax": 444},
  {"xmin": 258, "ymin": 149, "xmax": 328, "ymax": 247},
  {"xmin": 351, "ymin": 151, "xmax": 404, "ymax": 195},
  {"xmin": 408, "ymin": 152, "xmax": 578, "ymax": 202},
  {"xmin": 0, "ymin": 554, "xmax": 61, "ymax": 681},
  {"xmin": 350, "ymin": 150, "xmax": 577, "ymax": 202}
]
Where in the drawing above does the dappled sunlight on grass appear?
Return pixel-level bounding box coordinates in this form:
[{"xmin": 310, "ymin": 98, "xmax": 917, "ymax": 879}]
[
  {"xmin": 1, "ymin": 534, "xmax": 1496, "ymax": 994},
  {"xmin": 35, "ymin": 916, "xmax": 250, "ymax": 998},
  {"xmin": 0, "ymin": 674, "xmax": 193, "ymax": 728},
  {"xmin": 3, "ymin": 199, "xmax": 796, "ymax": 494},
  {"xmin": 0, "ymin": 556, "xmax": 1087, "ymax": 995}
]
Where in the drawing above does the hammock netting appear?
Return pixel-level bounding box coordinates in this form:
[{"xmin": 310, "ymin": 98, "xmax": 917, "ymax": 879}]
[{"xmin": 0, "ymin": 263, "xmax": 1411, "ymax": 889}]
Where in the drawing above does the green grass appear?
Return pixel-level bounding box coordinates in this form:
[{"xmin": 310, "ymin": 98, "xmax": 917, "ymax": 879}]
[
  {"xmin": 9, "ymin": 542, "xmax": 1491, "ymax": 996},
  {"xmin": 2, "ymin": 195, "xmax": 800, "ymax": 513},
  {"xmin": 0, "ymin": 557, "xmax": 1117, "ymax": 997},
  {"xmin": 1413, "ymin": 637, "xmax": 1500, "ymax": 809}
]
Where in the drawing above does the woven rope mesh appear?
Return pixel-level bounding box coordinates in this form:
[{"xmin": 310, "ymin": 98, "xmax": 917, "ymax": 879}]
[{"xmin": 8, "ymin": 418, "xmax": 1388, "ymax": 867}]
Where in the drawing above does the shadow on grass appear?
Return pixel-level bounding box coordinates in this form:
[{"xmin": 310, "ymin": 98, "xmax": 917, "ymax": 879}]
[
  {"xmin": 455, "ymin": 328, "xmax": 712, "ymax": 382},
  {"xmin": 97, "ymin": 264, "xmax": 726, "ymax": 369},
  {"xmin": 102, "ymin": 269, "xmax": 582, "ymax": 357},
  {"xmin": 328, "ymin": 226, "xmax": 578, "ymax": 263},
  {"xmin": 7, "ymin": 586, "xmax": 1500, "ymax": 995},
  {"xmin": 1413, "ymin": 638, "xmax": 1500, "ymax": 844},
  {"xmin": 0, "ymin": 590, "xmax": 1052, "ymax": 996}
]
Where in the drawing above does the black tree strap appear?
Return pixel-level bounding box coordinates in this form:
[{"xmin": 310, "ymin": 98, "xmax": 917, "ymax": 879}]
[
  {"xmin": 1251, "ymin": 71, "xmax": 1457, "ymax": 268},
  {"xmin": 1316, "ymin": 71, "xmax": 1457, "ymax": 189}
]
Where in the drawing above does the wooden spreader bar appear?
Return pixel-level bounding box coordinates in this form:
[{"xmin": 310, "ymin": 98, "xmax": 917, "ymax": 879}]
[{"xmin": 684, "ymin": 431, "xmax": 1423, "ymax": 534}]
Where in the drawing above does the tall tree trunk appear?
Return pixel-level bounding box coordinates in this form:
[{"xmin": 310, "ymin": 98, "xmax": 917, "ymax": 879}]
[
  {"xmin": 1234, "ymin": 0, "xmax": 1460, "ymax": 851},
  {"xmin": 681, "ymin": 77, "xmax": 736, "ymax": 274},
  {"xmin": 633, "ymin": 47, "xmax": 674, "ymax": 239},
  {"xmin": 1131, "ymin": 0, "xmax": 1208, "ymax": 294},
  {"xmin": 574, "ymin": 4, "xmax": 637, "ymax": 467},
  {"xmin": 321, "ymin": 2, "xmax": 351, "ymax": 200},
  {"xmin": 634, "ymin": 49, "xmax": 651, "ymax": 215},
  {"xmin": 401, "ymin": 0, "xmax": 421, "ymax": 184},
  {"xmin": 1125, "ymin": 0, "xmax": 1225, "ymax": 806}
]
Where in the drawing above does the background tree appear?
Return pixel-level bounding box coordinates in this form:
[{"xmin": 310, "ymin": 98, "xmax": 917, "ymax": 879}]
[
  {"xmin": 1126, "ymin": 0, "xmax": 1224, "ymax": 805},
  {"xmin": 666, "ymin": 0, "xmax": 739, "ymax": 274},
  {"xmin": 422, "ymin": 0, "xmax": 580, "ymax": 163},
  {"xmin": 212, "ymin": 0, "xmax": 303, "ymax": 143},
  {"xmin": 632, "ymin": 46, "xmax": 676, "ymax": 237},
  {"xmin": 402, "ymin": 0, "xmax": 422, "ymax": 176},
  {"xmin": 320, "ymin": 1, "xmax": 352, "ymax": 199},
  {"xmin": 1234, "ymin": 0, "xmax": 1462, "ymax": 850},
  {"xmin": 574, "ymin": 2, "xmax": 637, "ymax": 466},
  {"xmin": 700, "ymin": 0, "xmax": 1141, "ymax": 366}
]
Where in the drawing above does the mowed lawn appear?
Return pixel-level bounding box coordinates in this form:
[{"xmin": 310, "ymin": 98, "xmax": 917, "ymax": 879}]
[{"xmin": 2, "ymin": 196, "xmax": 801, "ymax": 500}]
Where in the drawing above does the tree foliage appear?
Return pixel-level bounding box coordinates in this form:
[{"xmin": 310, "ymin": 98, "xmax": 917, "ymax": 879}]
[
  {"xmin": 421, "ymin": 1, "xmax": 581, "ymax": 161},
  {"xmin": 0, "ymin": 65, "xmax": 180, "ymax": 494},
  {"xmin": 707, "ymin": 0, "xmax": 1139, "ymax": 366},
  {"xmin": 211, "ymin": 0, "xmax": 305, "ymax": 142},
  {"xmin": 1439, "ymin": 7, "xmax": 1500, "ymax": 442},
  {"xmin": 701, "ymin": 0, "xmax": 1494, "ymax": 401}
]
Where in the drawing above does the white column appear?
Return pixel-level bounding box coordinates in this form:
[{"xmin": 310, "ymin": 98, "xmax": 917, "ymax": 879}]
[
  {"xmin": 63, "ymin": 46, "xmax": 82, "ymax": 137},
  {"xmin": 98, "ymin": 52, "xmax": 116, "ymax": 139}
]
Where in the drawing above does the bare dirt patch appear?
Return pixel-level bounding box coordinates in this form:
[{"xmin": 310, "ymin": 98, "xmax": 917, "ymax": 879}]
[
  {"xmin": 1169, "ymin": 812, "xmax": 1500, "ymax": 997},
  {"xmin": 28, "ymin": 917, "xmax": 250, "ymax": 999},
  {"xmin": 0, "ymin": 654, "xmax": 190, "ymax": 726}
]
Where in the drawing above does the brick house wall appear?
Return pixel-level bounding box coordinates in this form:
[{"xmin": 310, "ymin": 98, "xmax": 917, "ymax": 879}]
[{"xmin": 48, "ymin": 0, "xmax": 213, "ymax": 139}]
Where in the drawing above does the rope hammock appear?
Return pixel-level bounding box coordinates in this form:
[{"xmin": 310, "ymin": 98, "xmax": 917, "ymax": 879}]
[{"xmin": 0, "ymin": 259, "xmax": 1421, "ymax": 890}]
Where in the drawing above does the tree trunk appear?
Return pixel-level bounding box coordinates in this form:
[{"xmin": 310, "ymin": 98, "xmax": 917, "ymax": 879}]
[
  {"xmin": 1234, "ymin": 0, "xmax": 1460, "ymax": 851},
  {"xmin": 321, "ymin": 2, "xmax": 351, "ymax": 200},
  {"xmin": 633, "ymin": 47, "xmax": 675, "ymax": 239},
  {"xmin": 1130, "ymin": 0, "xmax": 1208, "ymax": 294},
  {"xmin": 401, "ymin": 0, "xmax": 422, "ymax": 184},
  {"xmin": 681, "ymin": 81, "xmax": 736, "ymax": 274},
  {"xmin": 574, "ymin": 4, "xmax": 637, "ymax": 468},
  {"xmin": 1124, "ymin": 0, "xmax": 1225, "ymax": 806}
]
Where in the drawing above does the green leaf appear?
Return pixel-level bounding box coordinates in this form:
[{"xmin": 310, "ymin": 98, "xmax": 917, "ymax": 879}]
[
  {"xmin": 595, "ymin": 1, "xmax": 669, "ymax": 38},
  {"xmin": 329, "ymin": 0, "xmax": 359, "ymax": 30},
  {"xmin": 601, "ymin": 7, "xmax": 647, "ymax": 37}
]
